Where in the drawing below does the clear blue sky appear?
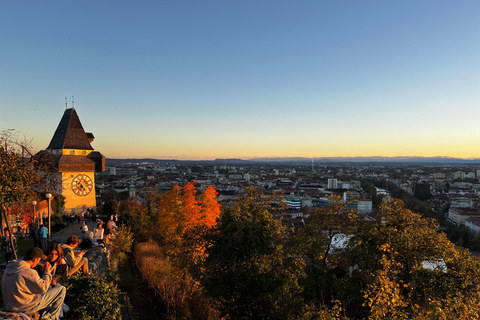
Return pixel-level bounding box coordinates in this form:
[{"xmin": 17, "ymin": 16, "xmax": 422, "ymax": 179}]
[{"xmin": 1, "ymin": 1, "xmax": 479, "ymax": 160}]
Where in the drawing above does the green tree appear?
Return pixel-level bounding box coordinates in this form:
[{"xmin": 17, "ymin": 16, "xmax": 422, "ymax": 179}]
[
  {"xmin": 202, "ymin": 187, "xmax": 303, "ymax": 320},
  {"xmin": 288, "ymin": 195, "xmax": 360, "ymax": 313},
  {"xmin": 103, "ymin": 199, "xmax": 119, "ymax": 216},
  {"xmin": 352, "ymin": 199, "xmax": 480, "ymax": 318},
  {"xmin": 120, "ymin": 199, "xmax": 151, "ymax": 242},
  {"xmin": 0, "ymin": 130, "xmax": 53, "ymax": 258},
  {"xmin": 110, "ymin": 225, "xmax": 134, "ymax": 266},
  {"xmin": 64, "ymin": 275, "xmax": 122, "ymax": 320}
]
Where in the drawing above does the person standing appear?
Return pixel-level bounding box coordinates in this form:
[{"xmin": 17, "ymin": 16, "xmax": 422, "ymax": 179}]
[
  {"xmin": 1, "ymin": 228, "xmax": 17, "ymax": 262},
  {"xmin": 38, "ymin": 225, "xmax": 48, "ymax": 252},
  {"xmin": 29, "ymin": 223, "xmax": 38, "ymax": 248},
  {"xmin": 2, "ymin": 247, "xmax": 66, "ymax": 320}
]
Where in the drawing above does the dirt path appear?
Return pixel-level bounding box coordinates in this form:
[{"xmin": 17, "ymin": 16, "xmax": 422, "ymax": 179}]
[{"xmin": 119, "ymin": 254, "xmax": 167, "ymax": 320}]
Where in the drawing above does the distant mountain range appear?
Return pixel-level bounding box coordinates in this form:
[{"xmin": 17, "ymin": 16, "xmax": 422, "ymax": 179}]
[
  {"xmin": 248, "ymin": 156, "xmax": 480, "ymax": 164},
  {"xmin": 106, "ymin": 156, "xmax": 480, "ymax": 165}
]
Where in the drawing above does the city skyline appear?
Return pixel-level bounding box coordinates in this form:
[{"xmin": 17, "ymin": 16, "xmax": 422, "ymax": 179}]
[{"xmin": 1, "ymin": 1, "xmax": 479, "ymax": 160}]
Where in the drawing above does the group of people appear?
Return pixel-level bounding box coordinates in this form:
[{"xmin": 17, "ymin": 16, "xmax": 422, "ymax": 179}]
[
  {"xmin": 27, "ymin": 223, "xmax": 49, "ymax": 252},
  {"xmin": 0, "ymin": 213, "xmax": 121, "ymax": 319},
  {"xmin": 80, "ymin": 218, "xmax": 117, "ymax": 246},
  {"xmin": 2, "ymin": 232, "xmax": 92, "ymax": 319},
  {"xmin": 1, "ymin": 228, "xmax": 17, "ymax": 262}
]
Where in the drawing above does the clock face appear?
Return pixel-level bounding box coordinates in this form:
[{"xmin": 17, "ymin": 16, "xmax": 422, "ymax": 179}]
[{"xmin": 71, "ymin": 174, "xmax": 94, "ymax": 196}]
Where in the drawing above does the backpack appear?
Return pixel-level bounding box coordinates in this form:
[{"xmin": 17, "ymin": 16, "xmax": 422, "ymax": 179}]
[{"xmin": 80, "ymin": 238, "xmax": 92, "ymax": 249}]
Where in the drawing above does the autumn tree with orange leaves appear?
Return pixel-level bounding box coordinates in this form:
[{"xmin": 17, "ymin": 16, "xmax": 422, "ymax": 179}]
[
  {"xmin": 139, "ymin": 182, "xmax": 221, "ymax": 266},
  {"xmin": 123, "ymin": 183, "xmax": 222, "ymax": 319}
]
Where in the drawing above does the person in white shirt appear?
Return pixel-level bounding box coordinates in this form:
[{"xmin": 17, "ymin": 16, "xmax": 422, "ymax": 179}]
[
  {"xmin": 93, "ymin": 223, "xmax": 104, "ymax": 244},
  {"xmin": 81, "ymin": 221, "xmax": 88, "ymax": 234}
]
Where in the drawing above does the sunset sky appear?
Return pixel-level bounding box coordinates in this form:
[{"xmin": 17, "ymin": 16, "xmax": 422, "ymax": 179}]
[{"xmin": 1, "ymin": 1, "xmax": 479, "ymax": 160}]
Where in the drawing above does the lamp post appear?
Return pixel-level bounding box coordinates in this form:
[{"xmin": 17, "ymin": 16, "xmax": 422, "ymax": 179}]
[
  {"xmin": 32, "ymin": 201, "xmax": 37, "ymax": 228},
  {"xmin": 46, "ymin": 193, "xmax": 52, "ymax": 241}
]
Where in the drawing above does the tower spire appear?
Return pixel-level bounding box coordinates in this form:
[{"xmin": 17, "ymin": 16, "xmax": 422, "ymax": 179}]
[
  {"xmin": 65, "ymin": 97, "xmax": 67, "ymax": 110},
  {"xmin": 72, "ymin": 95, "xmax": 75, "ymax": 109}
]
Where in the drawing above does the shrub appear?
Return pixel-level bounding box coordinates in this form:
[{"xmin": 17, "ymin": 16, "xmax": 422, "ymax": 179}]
[
  {"xmin": 63, "ymin": 275, "xmax": 122, "ymax": 320},
  {"xmin": 110, "ymin": 226, "xmax": 134, "ymax": 266},
  {"xmin": 135, "ymin": 240, "xmax": 221, "ymax": 319}
]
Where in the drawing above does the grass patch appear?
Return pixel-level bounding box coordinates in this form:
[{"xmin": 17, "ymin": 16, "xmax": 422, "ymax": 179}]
[
  {"xmin": 18, "ymin": 239, "xmax": 34, "ymax": 255},
  {"xmin": 0, "ymin": 239, "xmax": 34, "ymax": 264}
]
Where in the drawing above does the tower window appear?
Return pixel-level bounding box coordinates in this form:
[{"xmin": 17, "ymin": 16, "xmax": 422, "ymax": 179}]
[{"xmin": 70, "ymin": 150, "xmax": 75, "ymax": 155}]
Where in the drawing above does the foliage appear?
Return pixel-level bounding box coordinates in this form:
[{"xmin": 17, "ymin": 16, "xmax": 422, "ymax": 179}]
[
  {"xmin": 135, "ymin": 240, "xmax": 221, "ymax": 319},
  {"xmin": 300, "ymin": 301, "xmax": 348, "ymax": 320},
  {"xmin": 351, "ymin": 199, "xmax": 480, "ymax": 318},
  {"xmin": 63, "ymin": 275, "xmax": 122, "ymax": 320},
  {"xmin": 150, "ymin": 183, "xmax": 221, "ymax": 267},
  {"xmin": 202, "ymin": 187, "xmax": 303, "ymax": 320},
  {"xmin": 287, "ymin": 194, "xmax": 360, "ymax": 313},
  {"xmin": 119, "ymin": 199, "xmax": 151, "ymax": 242},
  {"xmin": 0, "ymin": 130, "xmax": 56, "ymax": 258},
  {"xmin": 50, "ymin": 223, "xmax": 66, "ymax": 233},
  {"xmin": 51, "ymin": 194, "xmax": 66, "ymax": 216},
  {"xmin": 103, "ymin": 200, "xmax": 119, "ymax": 216},
  {"xmin": 290, "ymin": 194, "xmax": 358, "ymax": 267},
  {"xmin": 360, "ymin": 178, "xmax": 445, "ymax": 226},
  {"xmin": 364, "ymin": 244, "xmax": 408, "ymax": 319},
  {"xmin": 110, "ymin": 226, "xmax": 134, "ymax": 266},
  {"xmin": 286, "ymin": 197, "xmax": 480, "ymax": 319},
  {"xmin": 124, "ymin": 184, "xmax": 224, "ymax": 319},
  {"xmin": 125, "ymin": 183, "xmax": 480, "ymax": 319},
  {"xmin": 0, "ymin": 130, "xmax": 39, "ymax": 210}
]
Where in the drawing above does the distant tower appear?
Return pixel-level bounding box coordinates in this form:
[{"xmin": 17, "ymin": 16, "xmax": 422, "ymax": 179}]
[
  {"xmin": 129, "ymin": 178, "xmax": 136, "ymax": 199},
  {"xmin": 43, "ymin": 107, "xmax": 105, "ymax": 213}
]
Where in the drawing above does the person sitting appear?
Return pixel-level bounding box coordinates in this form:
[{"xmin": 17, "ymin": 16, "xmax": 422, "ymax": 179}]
[
  {"xmin": 81, "ymin": 230, "xmax": 94, "ymax": 242},
  {"xmin": 60, "ymin": 236, "xmax": 89, "ymax": 276},
  {"xmin": 2, "ymin": 247, "xmax": 66, "ymax": 320},
  {"xmin": 81, "ymin": 221, "xmax": 88, "ymax": 234},
  {"xmin": 104, "ymin": 221, "xmax": 112, "ymax": 244},
  {"xmin": 93, "ymin": 223, "xmax": 104, "ymax": 244},
  {"xmin": 34, "ymin": 244, "xmax": 68, "ymax": 285},
  {"xmin": 80, "ymin": 231, "xmax": 94, "ymax": 250}
]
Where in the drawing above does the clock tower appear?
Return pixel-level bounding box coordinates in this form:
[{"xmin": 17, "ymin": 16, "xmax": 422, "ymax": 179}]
[{"xmin": 45, "ymin": 107, "xmax": 105, "ymax": 214}]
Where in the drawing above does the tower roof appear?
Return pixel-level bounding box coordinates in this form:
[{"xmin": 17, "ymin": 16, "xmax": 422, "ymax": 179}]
[{"xmin": 47, "ymin": 108, "xmax": 94, "ymax": 150}]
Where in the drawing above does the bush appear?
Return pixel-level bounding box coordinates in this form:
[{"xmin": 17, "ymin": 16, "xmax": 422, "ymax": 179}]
[
  {"xmin": 135, "ymin": 240, "xmax": 221, "ymax": 319},
  {"xmin": 51, "ymin": 223, "xmax": 66, "ymax": 233},
  {"xmin": 63, "ymin": 275, "xmax": 122, "ymax": 320},
  {"xmin": 110, "ymin": 226, "xmax": 134, "ymax": 266}
]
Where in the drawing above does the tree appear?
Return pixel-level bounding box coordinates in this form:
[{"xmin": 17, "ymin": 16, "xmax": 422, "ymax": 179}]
[
  {"xmin": 154, "ymin": 183, "xmax": 221, "ymax": 263},
  {"xmin": 0, "ymin": 130, "xmax": 51, "ymax": 259},
  {"xmin": 120, "ymin": 198, "xmax": 151, "ymax": 242},
  {"xmin": 351, "ymin": 199, "xmax": 480, "ymax": 318},
  {"xmin": 287, "ymin": 194, "xmax": 359, "ymax": 311},
  {"xmin": 102, "ymin": 199, "xmax": 119, "ymax": 216},
  {"xmin": 202, "ymin": 187, "xmax": 303, "ymax": 320},
  {"xmin": 284, "ymin": 196, "xmax": 480, "ymax": 319},
  {"xmin": 126, "ymin": 184, "xmax": 223, "ymax": 318}
]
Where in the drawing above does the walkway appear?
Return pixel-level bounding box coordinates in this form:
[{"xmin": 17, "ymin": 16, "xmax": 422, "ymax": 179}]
[{"xmin": 50, "ymin": 220, "xmax": 99, "ymax": 243}]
